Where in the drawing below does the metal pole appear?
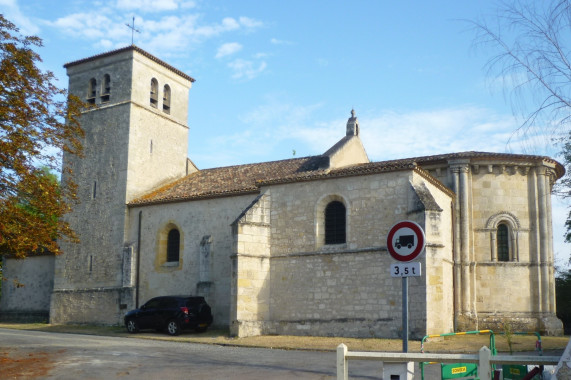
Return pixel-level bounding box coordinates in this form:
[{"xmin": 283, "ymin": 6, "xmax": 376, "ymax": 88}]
[
  {"xmin": 403, "ymin": 276, "xmax": 408, "ymax": 352},
  {"xmin": 136, "ymin": 211, "xmax": 142, "ymax": 308}
]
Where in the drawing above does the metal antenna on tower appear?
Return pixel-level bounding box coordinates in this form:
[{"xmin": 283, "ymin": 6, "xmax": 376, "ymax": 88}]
[{"xmin": 125, "ymin": 17, "xmax": 140, "ymax": 45}]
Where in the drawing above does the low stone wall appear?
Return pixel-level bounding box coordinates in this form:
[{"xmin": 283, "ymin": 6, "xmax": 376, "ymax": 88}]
[
  {"xmin": 50, "ymin": 287, "xmax": 134, "ymax": 325},
  {"xmin": 0, "ymin": 255, "xmax": 54, "ymax": 318},
  {"xmin": 456, "ymin": 312, "xmax": 563, "ymax": 336}
]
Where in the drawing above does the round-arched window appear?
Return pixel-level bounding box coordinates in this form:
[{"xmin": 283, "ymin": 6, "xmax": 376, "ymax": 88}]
[
  {"xmin": 325, "ymin": 201, "xmax": 346, "ymax": 245},
  {"xmin": 497, "ymin": 223, "xmax": 510, "ymax": 261},
  {"xmin": 166, "ymin": 228, "xmax": 180, "ymax": 262}
]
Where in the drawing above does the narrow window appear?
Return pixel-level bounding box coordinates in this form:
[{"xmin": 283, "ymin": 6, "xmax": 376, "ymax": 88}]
[
  {"xmin": 101, "ymin": 74, "xmax": 111, "ymax": 102},
  {"xmin": 92, "ymin": 181, "xmax": 97, "ymax": 199},
  {"xmin": 497, "ymin": 223, "xmax": 510, "ymax": 261},
  {"xmin": 167, "ymin": 228, "xmax": 180, "ymax": 262},
  {"xmin": 162, "ymin": 84, "xmax": 171, "ymax": 114},
  {"xmin": 325, "ymin": 201, "xmax": 346, "ymax": 244},
  {"xmin": 87, "ymin": 78, "xmax": 97, "ymax": 104},
  {"xmin": 150, "ymin": 140, "xmax": 153, "ymax": 154},
  {"xmin": 150, "ymin": 78, "xmax": 158, "ymax": 107}
]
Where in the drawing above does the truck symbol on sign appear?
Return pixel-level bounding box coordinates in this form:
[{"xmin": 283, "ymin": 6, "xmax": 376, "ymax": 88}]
[{"xmin": 395, "ymin": 235, "xmax": 414, "ymax": 249}]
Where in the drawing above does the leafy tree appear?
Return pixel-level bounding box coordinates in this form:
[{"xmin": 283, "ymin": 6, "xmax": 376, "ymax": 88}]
[
  {"xmin": 556, "ymin": 268, "xmax": 571, "ymax": 333},
  {"xmin": 471, "ymin": 0, "xmax": 571, "ymax": 247},
  {"xmin": 0, "ymin": 15, "xmax": 84, "ymax": 258}
]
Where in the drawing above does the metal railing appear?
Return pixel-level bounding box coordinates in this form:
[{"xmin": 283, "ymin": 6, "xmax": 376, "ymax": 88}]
[{"xmin": 336, "ymin": 344, "xmax": 561, "ymax": 380}]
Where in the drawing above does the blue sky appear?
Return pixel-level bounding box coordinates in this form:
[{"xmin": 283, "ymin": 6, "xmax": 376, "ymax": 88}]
[{"xmin": 3, "ymin": 0, "xmax": 569, "ymax": 263}]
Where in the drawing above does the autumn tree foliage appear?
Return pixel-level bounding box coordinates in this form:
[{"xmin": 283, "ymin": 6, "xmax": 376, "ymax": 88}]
[{"xmin": 0, "ymin": 15, "xmax": 84, "ymax": 258}]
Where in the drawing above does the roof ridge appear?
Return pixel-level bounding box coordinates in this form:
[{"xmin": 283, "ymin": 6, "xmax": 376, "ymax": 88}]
[
  {"xmin": 199, "ymin": 155, "xmax": 316, "ymax": 171},
  {"xmin": 64, "ymin": 45, "xmax": 195, "ymax": 83}
]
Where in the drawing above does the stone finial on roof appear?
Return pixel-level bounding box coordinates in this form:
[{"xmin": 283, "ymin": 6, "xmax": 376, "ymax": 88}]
[{"xmin": 346, "ymin": 108, "xmax": 359, "ymax": 136}]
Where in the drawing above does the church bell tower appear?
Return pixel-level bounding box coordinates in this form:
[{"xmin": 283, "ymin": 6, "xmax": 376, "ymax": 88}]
[{"xmin": 50, "ymin": 46, "xmax": 194, "ymax": 324}]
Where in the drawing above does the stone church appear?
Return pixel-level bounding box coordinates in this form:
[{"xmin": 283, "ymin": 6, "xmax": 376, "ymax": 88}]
[{"xmin": 0, "ymin": 46, "xmax": 564, "ymax": 337}]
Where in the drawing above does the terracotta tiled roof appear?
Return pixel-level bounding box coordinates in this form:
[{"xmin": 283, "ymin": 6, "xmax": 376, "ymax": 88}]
[
  {"xmin": 129, "ymin": 151, "xmax": 564, "ymax": 206},
  {"xmin": 130, "ymin": 157, "xmax": 322, "ymax": 205},
  {"xmin": 64, "ymin": 45, "xmax": 195, "ymax": 83}
]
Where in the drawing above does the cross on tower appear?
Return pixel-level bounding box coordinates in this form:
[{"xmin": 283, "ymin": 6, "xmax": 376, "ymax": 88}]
[{"xmin": 125, "ymin": 17, "xmax": 140, "ymax": 45}]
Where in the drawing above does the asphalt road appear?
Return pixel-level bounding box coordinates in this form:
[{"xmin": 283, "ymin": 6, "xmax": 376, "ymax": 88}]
[
  {"xmin": 0, "ymin": 328, "xmax": 399, "ymax": 379},
  {"xmin": 7, "ymin": 328, "xmax": 558, "ymax": 379}
]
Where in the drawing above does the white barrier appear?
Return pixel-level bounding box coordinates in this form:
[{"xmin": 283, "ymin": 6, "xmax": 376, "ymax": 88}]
[{"xmin": 336, "ymin": 343, "xmax": 562, "ymax": 380}]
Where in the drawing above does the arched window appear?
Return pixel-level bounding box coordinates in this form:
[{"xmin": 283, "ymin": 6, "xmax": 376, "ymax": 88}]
[
  {"xmin": 101, "ymin": 74, "xmax": 111, "ymax": 102},
  {"xmin": 497, "ymin": 223, "xmax": 510, "ymax": 262},
  {"xmin": 162, "ymin": 84, "xmax": 171, "ymax": 114},
  {"xmin": 150, "ymin": 78, "xmax": 158, "ymax": 107},
  {"xmin": 167, "ymin": 228, "xmax": 180, "ymax": 262},
  {"xmin": 325, "ymin": 201, "xmax": 346, "ymax": 244},
  {"xmin": 486, "ymin": 212, "xmax": 520, "ymax": 262},
  {"xmin": 87, "ymin": 78, "xmax": 97, "ymax": 104}
]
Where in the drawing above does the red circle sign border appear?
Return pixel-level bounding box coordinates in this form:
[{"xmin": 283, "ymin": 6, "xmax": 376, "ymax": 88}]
[{"xmin": 387, "ymin": 221, "xmax": 425, "ymax": 262}]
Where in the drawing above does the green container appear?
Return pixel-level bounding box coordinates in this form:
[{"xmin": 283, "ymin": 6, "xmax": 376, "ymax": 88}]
[
  {"xmin": 441, "ymin": 363, "xmax": 478, "ymax": 379},
  {"xmin": 502, "ymin": 365, "xmax": 527, "ymax": 380}
]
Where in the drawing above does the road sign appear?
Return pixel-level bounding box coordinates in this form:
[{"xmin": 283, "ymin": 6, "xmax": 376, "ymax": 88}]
[
  {"xmin": 390, "ymin": 262, "xmax": 422, "ymax": 277},
  {"xmin": 387, "ymin": 220, "xmax": 425, "ymax": 262}
]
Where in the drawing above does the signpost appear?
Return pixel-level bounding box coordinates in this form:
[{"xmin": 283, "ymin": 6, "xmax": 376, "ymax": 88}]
[{"xmin": 387, "ymin": 220, "xmax": 425, "ymax": 353}]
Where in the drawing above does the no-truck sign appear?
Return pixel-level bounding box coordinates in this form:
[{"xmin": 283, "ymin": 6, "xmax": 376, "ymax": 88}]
[{"xmin": 386, "ymin": 221, "xmax": 425, "ymax": 262}]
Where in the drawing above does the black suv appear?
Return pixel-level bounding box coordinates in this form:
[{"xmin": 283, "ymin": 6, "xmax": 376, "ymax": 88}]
[{"xmin": 124, "ymin": 296, "xmax": 213, "ymax": 336}]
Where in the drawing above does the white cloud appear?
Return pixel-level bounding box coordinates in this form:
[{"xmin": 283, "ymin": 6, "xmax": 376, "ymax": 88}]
[
  {"xmin": 270, "ymin": 38, "xmax": 292, "ymax": 45},
  {"xmin": 43, "ymin": 9, "xmax": 263, "ymax": 59},
  {"xmin": 354, "ymin": 107, "xmax": 542, "ymax": 161},
  {"xmin": 241, "ymin": 101, "xmax": 323, "ymax": 126},
  {"xmin": 232, "ymin": 103, "xmax": 558, "ymax": 164},
  {"xmin": 239, "ymin": 16, "xmax": 263, "ymax": 29},
  {"xmin": 228, "ymin": 59, "xmax": 267, "ymax": 80},
  {"xmin": 116, "ymin": 0, "xmax": 194, "ymax": 12},
  {"xmin": 216, "ymin": 42, "xmax": 242, "ymax": 58},
  {"xmin": 0, "ymin": 0, "xmax": 40, "ymax": 35},
  {"xmin": 180, "ymin": 1, "xmax": 197, "ymax": 9},
  {"xmin": 221, "ymin": 17, "xmax": 240, "ymax": 31},
  {"xmin": 43, "ymin": 5, "xmax": 263, "ymax": 57},
  {"xmin": 48, "ymin": 12, "xmax": 130, "ymax": 42},
  {"xmin": 98, "ymin": 39, "xmax": 115, "ymax": 50},
  {"xmin": 188, "ymin": 17, "xmax": 242, "ymax": 38}
]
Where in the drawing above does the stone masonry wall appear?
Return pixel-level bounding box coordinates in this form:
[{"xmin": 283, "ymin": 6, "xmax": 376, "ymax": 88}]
[
  {"xmin": 128, "ymin": 194, "xmax": 258, "ymax": 328},
  {"xmin": 269, "ymin": 251, "xmax": 426, "ymax": 338},
  {"xmin": 0, "ymin": 256, "xmax": 54, "ymax": 315},
  {"xmin": 424, "ymin": 160, "xmax": 561, "ymax": 334},
  {"xmin": 412, "ymin": 174, "xmax": 455, "ymax": 335},
  {"xmin": 50, "ymin": 287, "xmax": 133, "ymax": 325},
  {"xmin": 264, "ymin": 171, "xmax": 453, "ymax": 338},
  {"xmin": 52, "ymin": 48, "xmax": 192, "ymax": 325},
  {"xmin": 230, "ymin": 193, "xmax": 271, "ymax": 337}
]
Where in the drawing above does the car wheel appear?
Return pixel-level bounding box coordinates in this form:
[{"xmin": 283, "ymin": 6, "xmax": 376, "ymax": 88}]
[
  {"xmin": 126, "ymin": 319, "xmax": 139, "ymax": 333},
  {"xmin": 166, "ymin": 320, "xmax": 181, "ymax": 336}
]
